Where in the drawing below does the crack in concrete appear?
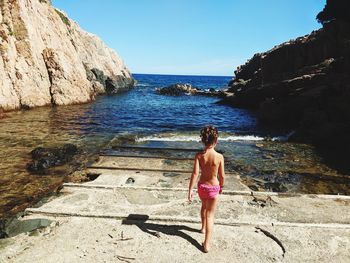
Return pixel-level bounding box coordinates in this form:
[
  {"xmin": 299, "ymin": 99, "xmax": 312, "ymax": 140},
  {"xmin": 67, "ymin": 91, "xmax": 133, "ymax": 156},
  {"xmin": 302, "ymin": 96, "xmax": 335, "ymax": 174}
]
[{"xmin": 256, "ymin": 226, "xmax": 286, "ymax": 258}]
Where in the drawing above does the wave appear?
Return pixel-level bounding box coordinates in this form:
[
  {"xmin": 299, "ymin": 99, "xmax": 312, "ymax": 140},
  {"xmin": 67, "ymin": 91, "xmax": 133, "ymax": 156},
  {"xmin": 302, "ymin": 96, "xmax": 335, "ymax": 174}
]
[
  {"xmin": 270, "ymin": 131, "xmax": 295, "ymax": 142},
  {"xmin": 136, "ymin": 134, "xmax": 266, "ymax": 142},
  {"xmin": 136, "ymin": 83, "xmax": 150, "ymax": 87}
]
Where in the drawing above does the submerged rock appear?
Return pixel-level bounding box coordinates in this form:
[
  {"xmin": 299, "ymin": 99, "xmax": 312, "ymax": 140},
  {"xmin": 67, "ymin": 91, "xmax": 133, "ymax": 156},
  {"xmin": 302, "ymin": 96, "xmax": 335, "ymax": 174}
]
[{"xmin": 27, "ymin": 144, "xmax": 79, "ymax": 173}]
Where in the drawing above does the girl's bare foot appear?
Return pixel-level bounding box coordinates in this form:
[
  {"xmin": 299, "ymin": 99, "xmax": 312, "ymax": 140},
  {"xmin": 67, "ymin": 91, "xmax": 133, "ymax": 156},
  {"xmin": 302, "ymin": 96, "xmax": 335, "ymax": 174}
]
[{"xmin": 202, "ymin": 243, "xmax": 210, "ymax": 253}]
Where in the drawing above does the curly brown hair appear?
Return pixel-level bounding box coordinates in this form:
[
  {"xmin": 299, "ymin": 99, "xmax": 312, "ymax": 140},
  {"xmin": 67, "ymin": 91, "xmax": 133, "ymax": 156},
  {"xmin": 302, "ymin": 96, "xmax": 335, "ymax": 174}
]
[{"xmin": 200, "ymin": 125, "xmax": 219, "ymax": 146}]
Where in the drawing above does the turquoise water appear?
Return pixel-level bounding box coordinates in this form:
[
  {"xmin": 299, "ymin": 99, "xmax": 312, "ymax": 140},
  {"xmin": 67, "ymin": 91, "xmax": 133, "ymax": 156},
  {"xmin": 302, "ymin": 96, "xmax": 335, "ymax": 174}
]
[{"xmin": 0, "ymin": 74, "xmax": 349, "ymax": 218}]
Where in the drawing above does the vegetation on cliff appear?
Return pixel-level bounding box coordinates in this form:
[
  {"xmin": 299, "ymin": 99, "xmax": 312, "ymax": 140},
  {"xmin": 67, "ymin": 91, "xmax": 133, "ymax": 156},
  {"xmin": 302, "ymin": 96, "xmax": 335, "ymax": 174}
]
[{"xmin": 54, "ymin": 9, "xmax": 70, "ymax": 27}]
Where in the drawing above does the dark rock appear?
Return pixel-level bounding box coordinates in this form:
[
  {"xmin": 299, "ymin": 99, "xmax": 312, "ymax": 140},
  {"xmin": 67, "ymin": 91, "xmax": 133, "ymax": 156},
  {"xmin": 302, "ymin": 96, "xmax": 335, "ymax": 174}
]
[
  {"xmin": 221, "ymin": 14, "xmax": 350, "ymax": 173},
  {"xmin": 83, "ymin": 63, "xmax": 95, "ymax": 81},
  {"xmin": 105, "ymin": 77, "xmax": 116, "ymax": 94},
  {"xmin": 156, "ymin": 83, "xmax": 224, "ymax": 97},
  {"xmin": 0, "ymin": 218, "xmax": 8, "ymax": 239},
  {"xmin": 88, "ymin": 68, "xmax": 135, "ymax": 95},
  {"xmin": 264, "ymin": 182, "xmax": 287, "ymax": 192},
  {"xmin": 155, "ymin": 83, "xmax": 198, "ymax": 96},
  {"xmin": 27, "ymin": 144, "xmax": 79, "ymax": 173},
  {"xmin": 317, "ymin": 0, "xmax": 350, "ymax": 25},
  {"xmin": 0, "ymin": 218, "xmax": 52, "ymax": 238},
  {"xmin": 62, "ymin": 143, "xmax": 78, "ymax": 155},
  {"xmin": 91, "ymin": 68, "xmax": 108, "ymax": 87}
]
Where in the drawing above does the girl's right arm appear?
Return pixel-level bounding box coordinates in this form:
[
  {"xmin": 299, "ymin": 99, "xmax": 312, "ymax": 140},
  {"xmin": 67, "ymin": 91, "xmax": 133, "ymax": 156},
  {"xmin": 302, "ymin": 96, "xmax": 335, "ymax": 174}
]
[
  {"xmin": 218, "ymin": 154, "xmax": 225, "ymax": 194},
  {"xmin": 188, "ymin": 153, "xmax": 200, "ymax": 202}
]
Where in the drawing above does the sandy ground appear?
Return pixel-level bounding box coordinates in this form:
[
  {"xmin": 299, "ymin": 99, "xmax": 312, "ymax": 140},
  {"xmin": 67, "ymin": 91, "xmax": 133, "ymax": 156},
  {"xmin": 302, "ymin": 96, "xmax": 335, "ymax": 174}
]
[{"xmin": 1, "ymin": 216, "xmax": 350, "ymax": 263}]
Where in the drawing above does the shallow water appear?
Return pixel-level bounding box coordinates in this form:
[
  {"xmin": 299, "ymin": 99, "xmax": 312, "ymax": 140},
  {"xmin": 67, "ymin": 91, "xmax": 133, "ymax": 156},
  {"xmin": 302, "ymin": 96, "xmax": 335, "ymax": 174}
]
[{"xmin": 0, "ymin": 74, "xmax": 349, "ymax": 218}]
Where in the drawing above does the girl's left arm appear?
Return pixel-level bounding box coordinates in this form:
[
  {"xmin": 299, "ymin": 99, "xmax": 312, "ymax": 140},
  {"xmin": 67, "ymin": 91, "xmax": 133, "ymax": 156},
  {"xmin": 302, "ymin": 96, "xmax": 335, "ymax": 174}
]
[{"xmin": 188, "ymin": 153, "xmax": 199, "ymax": 202}]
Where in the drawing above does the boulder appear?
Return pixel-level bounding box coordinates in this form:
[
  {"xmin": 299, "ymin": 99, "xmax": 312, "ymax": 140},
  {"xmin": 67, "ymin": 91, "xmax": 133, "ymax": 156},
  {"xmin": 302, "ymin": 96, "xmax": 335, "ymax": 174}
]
[
  {"xmin": 27, "ymin": 144, "xmax": 78, "ymax": 173},
  {"xmin": 155, "ymin": 83, "xmax": 224, "ymax": 97},
  {"xmin": 155, "ymin": 83, "xmax": 198, "ymax": 96}
]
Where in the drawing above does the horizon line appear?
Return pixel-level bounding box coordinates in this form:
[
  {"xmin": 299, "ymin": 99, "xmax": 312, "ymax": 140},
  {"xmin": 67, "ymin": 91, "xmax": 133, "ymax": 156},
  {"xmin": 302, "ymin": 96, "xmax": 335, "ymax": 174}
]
[{"xmin": 132, "ymin": 72, "xmax": 234, "ymax": 78}]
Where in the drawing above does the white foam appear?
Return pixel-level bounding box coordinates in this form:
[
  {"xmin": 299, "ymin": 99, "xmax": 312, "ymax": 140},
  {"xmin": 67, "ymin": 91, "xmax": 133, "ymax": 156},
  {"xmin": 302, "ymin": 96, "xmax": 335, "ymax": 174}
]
[
  {"xmin": 136, "ymin": 135, "xmax": 200, "ymax": 142},
  {"xmin": 224, "ymin": 135, "xmax": 265, "ymax": 141},
  {"xmin": 136, "ymin": 134, "xmax": 265, "ymax": 142},
  {"xmin": 271, "ymin": 131, "xmax": 295, "ymax": 142}
]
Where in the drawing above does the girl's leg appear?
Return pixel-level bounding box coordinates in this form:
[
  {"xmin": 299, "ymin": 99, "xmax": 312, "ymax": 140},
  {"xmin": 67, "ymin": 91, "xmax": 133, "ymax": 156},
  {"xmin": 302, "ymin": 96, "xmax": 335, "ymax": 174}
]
[
  {"xmin": 203, "ymin": 197, "xmax": 218, "ymax": 252},
  {"xmin": 200, "ymin": 199, "xmax": 207, "ymax": 233}
]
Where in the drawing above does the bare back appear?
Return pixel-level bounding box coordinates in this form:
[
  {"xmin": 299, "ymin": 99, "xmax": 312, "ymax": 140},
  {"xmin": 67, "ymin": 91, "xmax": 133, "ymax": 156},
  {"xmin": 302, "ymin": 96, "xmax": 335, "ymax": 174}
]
[{"xmin": 196, "ymin": 149, "xmax": 224, "ymax": 185}]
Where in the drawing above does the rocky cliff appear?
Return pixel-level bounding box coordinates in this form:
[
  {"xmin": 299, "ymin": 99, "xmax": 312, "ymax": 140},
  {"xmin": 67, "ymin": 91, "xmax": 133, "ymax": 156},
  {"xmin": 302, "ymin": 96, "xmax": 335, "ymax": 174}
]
[
  {"xmin": 225, "ymin": 20, "xmax": 350, "ymax": 130},
  {"xmin": 223, "ymin": 2, "xmax": 350, "ymax": 172},
  {"xmin": 0, "ymin": 0, "xmax": 134, "ymax": 111}
]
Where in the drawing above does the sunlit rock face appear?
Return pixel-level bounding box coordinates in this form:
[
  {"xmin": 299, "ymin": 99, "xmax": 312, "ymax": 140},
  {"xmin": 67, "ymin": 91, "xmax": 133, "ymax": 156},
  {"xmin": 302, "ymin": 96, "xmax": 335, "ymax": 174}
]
[{"xmin": 0, "ymin": 0, "xmax": 134, "ymax": 111}]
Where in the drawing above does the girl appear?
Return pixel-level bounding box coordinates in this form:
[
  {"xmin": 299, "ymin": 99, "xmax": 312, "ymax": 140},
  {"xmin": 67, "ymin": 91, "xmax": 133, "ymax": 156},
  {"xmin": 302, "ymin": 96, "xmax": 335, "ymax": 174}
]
[{"xmin": 188, "ymin": 125, "xmax": 225, "ymax": 253}]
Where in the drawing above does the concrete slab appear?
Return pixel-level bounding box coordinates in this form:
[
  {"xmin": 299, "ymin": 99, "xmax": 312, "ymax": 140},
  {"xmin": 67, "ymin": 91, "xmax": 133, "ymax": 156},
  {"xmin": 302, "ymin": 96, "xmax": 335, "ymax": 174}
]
[
  {"xmin": 2, "ymin": 148, "xmax": 349, "ymax": 263},
  {"xmin": 25, "ymin": 187, "xmax": 350, "ymax": 226},
  {"xmin": 84, "ymin": 169, "xmax": 250, "ymax": 191},
  {"xmin": 91, "ymin": 156, "xmax": 194, "ymax": 172}
]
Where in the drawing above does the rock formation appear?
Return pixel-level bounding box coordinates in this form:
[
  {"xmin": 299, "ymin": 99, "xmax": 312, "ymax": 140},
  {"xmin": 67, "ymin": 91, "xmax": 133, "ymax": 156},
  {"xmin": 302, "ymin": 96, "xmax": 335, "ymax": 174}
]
[
  {"xmin": 155, "ymin": 83, "xmax": 199, "ymax": 96},
  {"xmin": 223, "ymin": 0, "xmax": 350, "ymax": 173},
  {"xmin": 0, "ymin": 0, "xmax": 134, "ymax": 111},
  {"xmin": 27, "ymin": 144, "xmax": 78, "ymax": 173},
  {"xmin": 156, "ymin": 83, "xmax": 224, "ymax": 97}
]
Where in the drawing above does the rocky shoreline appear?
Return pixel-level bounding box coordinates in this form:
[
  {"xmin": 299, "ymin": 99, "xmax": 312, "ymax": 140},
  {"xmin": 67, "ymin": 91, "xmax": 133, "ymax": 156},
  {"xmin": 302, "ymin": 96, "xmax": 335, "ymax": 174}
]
[
  {"xmin": 0, "ymin": 0, "xmax": 134, "ymax": 112},
  {"xmin": 221, "ymin": 1, "xmax": 350, "ymax": 173}
]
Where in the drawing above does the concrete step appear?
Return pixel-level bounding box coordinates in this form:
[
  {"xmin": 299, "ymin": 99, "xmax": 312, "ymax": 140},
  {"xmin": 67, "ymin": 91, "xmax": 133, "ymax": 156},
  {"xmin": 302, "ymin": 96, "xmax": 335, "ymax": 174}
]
[
  {"xmin": 84, "ymin": 170, "xmax": 249, "ymax": 191},
  {"xmin": 99, "ymin": 153, "xmax": 194, "ymax": 161},
  {"xmin": 25, "ymin": 186, "xmax": 350, "ymax": 226},
  {"xmin": 111, "ymin": 145, "xmax": 201, "ymax": 152},
  {"xmin": 89, "ymin": 155, "xmax": 194, "ymax": 173},
  {"xmin": 63, "ymin": 183, "xmax": 350, "ymax": 200}
]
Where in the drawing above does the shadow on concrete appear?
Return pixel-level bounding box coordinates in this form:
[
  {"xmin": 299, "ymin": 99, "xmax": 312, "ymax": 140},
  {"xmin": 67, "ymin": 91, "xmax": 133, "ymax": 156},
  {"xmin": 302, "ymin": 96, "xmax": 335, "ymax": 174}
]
[{"xmin": 122, "ymin": 214, "xmax": 203, "ymax": 251}]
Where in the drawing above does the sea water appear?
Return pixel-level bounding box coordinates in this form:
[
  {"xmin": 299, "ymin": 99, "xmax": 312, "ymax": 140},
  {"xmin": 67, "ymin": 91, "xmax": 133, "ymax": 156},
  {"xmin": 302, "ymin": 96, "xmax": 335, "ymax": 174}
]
[{"xmin": 0, "ymin": 74, "xmax": 348, "ymax": 217}]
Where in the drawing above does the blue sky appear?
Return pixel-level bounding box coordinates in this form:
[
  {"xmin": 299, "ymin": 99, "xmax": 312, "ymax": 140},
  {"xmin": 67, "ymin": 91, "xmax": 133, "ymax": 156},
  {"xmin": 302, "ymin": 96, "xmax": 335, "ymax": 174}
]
[{"xmin": 52, "ymin": 0, "xmax": 325, "ymax": 76}]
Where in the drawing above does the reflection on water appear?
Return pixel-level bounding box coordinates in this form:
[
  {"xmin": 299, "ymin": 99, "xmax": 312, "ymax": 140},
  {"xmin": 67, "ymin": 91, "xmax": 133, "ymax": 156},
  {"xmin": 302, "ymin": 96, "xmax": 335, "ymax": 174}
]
[{"xmin": 0, "ymin": 105, "xmax": 113, "ymax": 218}]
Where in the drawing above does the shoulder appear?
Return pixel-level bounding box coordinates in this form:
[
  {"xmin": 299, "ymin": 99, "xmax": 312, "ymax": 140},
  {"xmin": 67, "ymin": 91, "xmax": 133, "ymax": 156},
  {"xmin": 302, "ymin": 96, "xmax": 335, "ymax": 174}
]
[
  {"xmin": 194, "ymin": 152, "xmax": 203, "ymax": 159},
  {"xmin": 216, "ymin": 152, "xmax": 224, "ymax": 161}
]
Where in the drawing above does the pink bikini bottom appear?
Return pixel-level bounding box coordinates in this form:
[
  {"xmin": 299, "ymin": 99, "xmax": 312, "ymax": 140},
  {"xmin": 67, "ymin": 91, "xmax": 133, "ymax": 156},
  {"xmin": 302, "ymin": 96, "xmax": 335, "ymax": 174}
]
[{"xmin": 197, "ymin": 182, "xmax": 220, "ymax": 200}]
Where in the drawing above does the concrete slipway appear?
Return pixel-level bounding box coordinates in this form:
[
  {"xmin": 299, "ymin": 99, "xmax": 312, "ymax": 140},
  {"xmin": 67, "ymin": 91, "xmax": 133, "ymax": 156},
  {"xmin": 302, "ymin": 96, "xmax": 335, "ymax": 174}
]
[{"xmin": 1, "ymin": 146, "xmax": 349, "ymax": 263}]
